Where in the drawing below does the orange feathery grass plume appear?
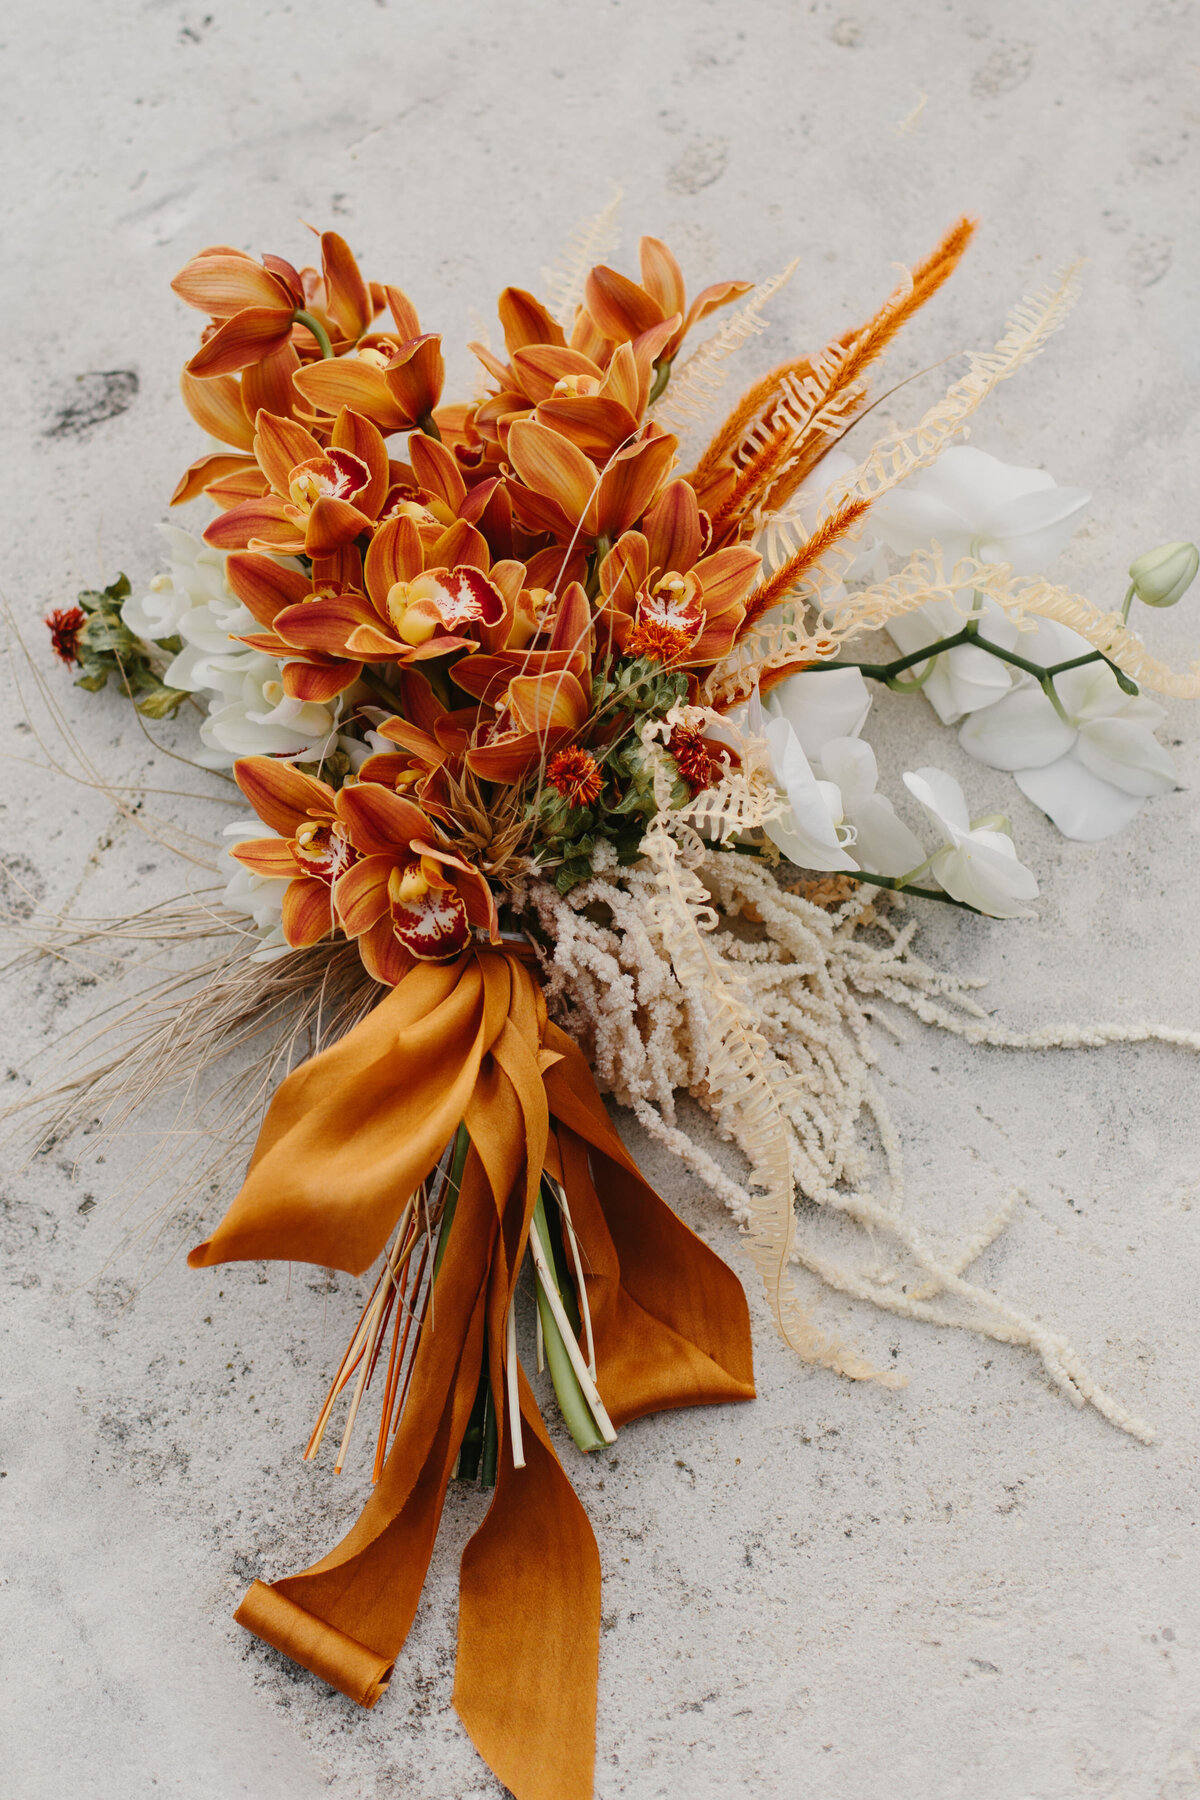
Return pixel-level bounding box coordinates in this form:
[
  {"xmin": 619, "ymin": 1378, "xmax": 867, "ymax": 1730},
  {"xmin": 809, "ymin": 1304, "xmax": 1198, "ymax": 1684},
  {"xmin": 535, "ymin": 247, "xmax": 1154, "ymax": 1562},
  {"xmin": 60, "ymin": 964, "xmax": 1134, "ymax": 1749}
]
[
  {"xmin": 735, "ymin": 496, "xmax": 871, "ymax": 641},
  {"xmin": 688, "ymin": 217, "xmax": 977, "ymax": 521}
]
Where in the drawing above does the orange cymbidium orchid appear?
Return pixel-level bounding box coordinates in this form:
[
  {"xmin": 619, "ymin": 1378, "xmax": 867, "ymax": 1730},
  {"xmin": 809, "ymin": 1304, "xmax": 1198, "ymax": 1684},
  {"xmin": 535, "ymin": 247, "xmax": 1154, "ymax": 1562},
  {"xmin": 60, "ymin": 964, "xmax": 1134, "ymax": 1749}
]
[
  {"xmin": 264, "ymin": 512, "xmax": 519, "ymax": 670},
  {"xmin": 584, "ymin": 238, "xmax": 752, "ymax": 365},
  {"xmin": 291, "ymin": 285, "xmax": 445, "ymax": 435},
  {"xmin": 504, "ymin": 417, "xmax": 677, "ymax": 550},
  {"xmin": 597, "ymin": 478, "xmax": 761, "ymax": 668},
  {"xmin": 332, "ymin": 782, "xmax": 499, "ymax": 984},
  {"xmin": 174, "ymin": 233, "xmax": 380, "ymax": 379},
  {"xmin": 357, "ymin": 670, "xmax": 476, "ymax": 823},
  {"xmin": 228, "ymin": 760, "xmax": 361, "ymax": 950},
  {"xmin": 202, "ymin": 407, "xmax": 396, "ymax": 558},
  {"xmin": 224, "ymin": 553, "xmax": 364, "ymax": 704},
  {"xmin": 458, "ymin": 581, "xmax": 594, "ymax": 784}
]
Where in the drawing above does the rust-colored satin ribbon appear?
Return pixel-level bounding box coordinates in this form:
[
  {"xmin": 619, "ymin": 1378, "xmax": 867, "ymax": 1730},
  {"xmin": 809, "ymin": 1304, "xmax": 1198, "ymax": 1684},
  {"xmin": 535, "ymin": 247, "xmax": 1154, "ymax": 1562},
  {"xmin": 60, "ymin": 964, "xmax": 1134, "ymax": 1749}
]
[{"xmin": 190, "ymin": 948, "xmax": 754, "ymax": 1800}]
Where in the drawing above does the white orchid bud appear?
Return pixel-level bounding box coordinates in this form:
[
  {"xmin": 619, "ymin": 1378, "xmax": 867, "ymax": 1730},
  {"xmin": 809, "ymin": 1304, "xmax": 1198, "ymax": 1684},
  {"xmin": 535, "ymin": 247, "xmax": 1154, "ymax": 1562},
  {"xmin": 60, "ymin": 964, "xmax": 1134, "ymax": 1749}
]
[{"xmin": 1128, "ymin": 541, "xmax": 1199, "ymax": 609}]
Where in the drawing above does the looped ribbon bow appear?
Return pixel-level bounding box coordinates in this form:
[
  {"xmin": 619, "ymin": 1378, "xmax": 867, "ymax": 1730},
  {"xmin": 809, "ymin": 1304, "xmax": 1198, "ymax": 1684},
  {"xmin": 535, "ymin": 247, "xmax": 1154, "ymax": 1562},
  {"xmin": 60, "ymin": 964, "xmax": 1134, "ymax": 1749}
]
[{"xmin": 190, "ymin": 947, "xmax": 754, "ymax": 1800}]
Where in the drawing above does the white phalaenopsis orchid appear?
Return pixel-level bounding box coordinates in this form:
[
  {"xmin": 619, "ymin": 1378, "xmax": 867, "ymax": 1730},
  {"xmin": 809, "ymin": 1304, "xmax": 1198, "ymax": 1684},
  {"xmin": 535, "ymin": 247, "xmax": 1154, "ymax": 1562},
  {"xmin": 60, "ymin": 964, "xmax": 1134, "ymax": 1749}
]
[
  {"xmin": 957, "ymin": 623, "xmax": 1178, "ymax": 841},
  {"xmin": 874, "ymin": 447, "xmax": 1091, "ymax": 725},
  {"xmin": 903, "ymin": 768, "xmax": 1039, "ymax": 917},
  {"xmin": 760, "ymin": 667, "xmax": 925, "ymax": 876}
]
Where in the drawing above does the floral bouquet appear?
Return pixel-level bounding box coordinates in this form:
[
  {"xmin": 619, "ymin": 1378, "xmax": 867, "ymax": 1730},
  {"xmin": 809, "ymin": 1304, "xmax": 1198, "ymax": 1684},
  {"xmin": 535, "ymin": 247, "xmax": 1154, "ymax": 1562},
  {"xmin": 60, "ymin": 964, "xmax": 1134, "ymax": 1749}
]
[{"xmin": 29, "ymin": 203, "xmax": 1200, "ymax": 1800}]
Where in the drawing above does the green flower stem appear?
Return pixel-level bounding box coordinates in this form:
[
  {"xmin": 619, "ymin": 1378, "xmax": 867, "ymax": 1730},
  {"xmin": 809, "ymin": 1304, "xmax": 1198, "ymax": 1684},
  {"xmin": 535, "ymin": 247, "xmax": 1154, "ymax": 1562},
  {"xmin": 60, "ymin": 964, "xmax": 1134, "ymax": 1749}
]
[
  {"xmin": 808, "ymin": 626, "xmax": 1139, "ymax": 697},
  {"xmin": 842, "ymin": 868, "xmax": 983, "ymax": 914},
  {"xmin": 530, "ymin": 1190, "xmax": 614, "ymax": 1454},
  {"xmin": 1122, "ymin": 581, "xmax": 1137, "ymax": 624},
  {"xmin": 416, "ymin": 412, "xmax": 442, "ymax": 442},
  {"xmin": 647, "ymin": 356, "xmax": 673, "ymax": 407},
  {"xmin": 292, "ymin": 309, "xmax": 333, "ymax": 361}
]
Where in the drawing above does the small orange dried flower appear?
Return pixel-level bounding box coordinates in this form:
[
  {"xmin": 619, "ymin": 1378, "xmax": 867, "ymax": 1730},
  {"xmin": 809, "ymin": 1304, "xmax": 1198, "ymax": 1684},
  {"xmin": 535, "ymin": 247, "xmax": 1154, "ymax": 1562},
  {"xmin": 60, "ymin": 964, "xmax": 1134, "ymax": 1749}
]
[{"xmin": 546, "ymin": 746, "xmax": 603, "ymax": 808}]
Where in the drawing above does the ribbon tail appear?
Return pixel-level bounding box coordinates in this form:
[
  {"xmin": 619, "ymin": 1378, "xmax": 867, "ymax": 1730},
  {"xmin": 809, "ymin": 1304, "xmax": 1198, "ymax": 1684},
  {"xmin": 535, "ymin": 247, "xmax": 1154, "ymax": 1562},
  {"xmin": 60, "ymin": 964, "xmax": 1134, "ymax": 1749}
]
[
  {"xmin": 231, "ymin": 1155, "xmax": 496, "ymax": 1704},
  {"xmin": 454, "ymin": 1359, "xmax": 600, "ymax": 1800}
]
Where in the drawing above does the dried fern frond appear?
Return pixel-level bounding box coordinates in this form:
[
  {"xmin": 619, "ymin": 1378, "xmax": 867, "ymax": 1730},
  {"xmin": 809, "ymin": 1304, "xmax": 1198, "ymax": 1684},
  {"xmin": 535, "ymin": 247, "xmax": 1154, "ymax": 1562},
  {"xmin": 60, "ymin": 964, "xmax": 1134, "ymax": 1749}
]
[
  {"xmin": 737, "ymin": 496, "xmax": 872, "ymax": 636},
  {"xmin": 648, "ymin": 259, "xmax": 799, "ymax": 436},
  {"xmin": 816, "ymin": 548, "xmax": 1200, "ymax": 695},
  {"xmin": 541, "ymin": 187, "xmax": 624, "ymax": 330},
  {"xmin": 707, "ymin": 263, "xmax": 1084, "ymax": 706},
  {"xmin": 688, "ymin": 217, "xmax": 976, "ymax": 507}
]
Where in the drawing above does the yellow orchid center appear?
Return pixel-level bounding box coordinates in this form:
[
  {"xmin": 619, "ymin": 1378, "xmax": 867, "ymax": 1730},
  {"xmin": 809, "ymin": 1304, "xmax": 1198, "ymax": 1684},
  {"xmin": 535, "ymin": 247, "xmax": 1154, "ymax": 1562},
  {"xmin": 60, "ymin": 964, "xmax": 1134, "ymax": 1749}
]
[
  {"xmin": 391, "ymin": 862, "xmax": 429, "ymax": 904},
  {"xmin": 551, "ymin": 373, "xmax": 600, "ymax": 399}
]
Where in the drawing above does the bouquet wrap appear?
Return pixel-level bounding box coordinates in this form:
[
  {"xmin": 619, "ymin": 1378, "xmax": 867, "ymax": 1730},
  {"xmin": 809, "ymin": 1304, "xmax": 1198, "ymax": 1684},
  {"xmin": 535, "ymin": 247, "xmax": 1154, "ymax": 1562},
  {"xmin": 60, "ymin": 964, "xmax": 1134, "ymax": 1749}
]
[{"xmin": 191, "ymin": 947, "xmax": 754, "ymax": 1799}]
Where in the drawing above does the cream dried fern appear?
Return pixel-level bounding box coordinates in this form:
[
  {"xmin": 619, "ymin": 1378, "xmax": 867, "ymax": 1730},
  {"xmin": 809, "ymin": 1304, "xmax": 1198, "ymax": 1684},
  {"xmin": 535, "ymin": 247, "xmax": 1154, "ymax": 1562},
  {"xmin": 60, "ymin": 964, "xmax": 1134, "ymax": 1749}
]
[
  {"xmin": 648, "ymin": 261, "xmax": 799, "ymax": 438},
  {"xmin": 707, "ymin": 264, "xmax": 1086, "ymax": 706},
  {"xmin": 541, "ymin": 188, "xmax": 624, "ymax": 331}
]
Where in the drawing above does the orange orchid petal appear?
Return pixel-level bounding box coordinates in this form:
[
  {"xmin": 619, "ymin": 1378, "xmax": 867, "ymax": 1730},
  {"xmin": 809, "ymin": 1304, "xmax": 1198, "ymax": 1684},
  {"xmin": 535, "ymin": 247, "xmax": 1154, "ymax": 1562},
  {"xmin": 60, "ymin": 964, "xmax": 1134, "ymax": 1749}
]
[
  {"xmin": 229, "ymin": 837, "xmax": 303, "ymax": 878},
  {"xmin": 384, "ymin": 285, "xmax": 421, "ymax": 340},
  {"xmin": 630, "ymin": 316, "xmax": 681, "ymax": 410},
  {"xmin": 226, "ymin": 552, "xmax": 311, "ymax": 626},
  {"xmin": 638, "ymin": 238, "xmax": 687, "ymax": 324},
  {"xmin": 282, "ymin": 877, "xmax": 334, "ymax": 948},
  {"xmin": 311, "ymin": 543, "xmax": 364, "ymax": 590},
  {"xmin": 504, "ymin": 483, "xmax": 577, "ymax": 543},
  {"xmin": 599, "ymin": 532, "xmax": 650, "ymax": 615},
  {"xmin": 584, "ymin": 265, "xmax": 665, "ymax": 344},
  {"xmin": 683, "ymin": 278, "xmax": 755, "ymax": 339},
  {"xmin": 533, "ymin": 395, "xmax": 638, "ymax": 462},
  {"xmin": 409, "ymin": 432, "xmax": 468, "ymax": 513},
  {"xmin": 497, "ymin": 287, "xmax": 567, "ymax": 356},
  {"xmin": 507, "ymin": 669, "xmax": 588, "ymax": 733},
  {"xmin": 384, "ymin": 336, "xmax": 445, "ymax": 424},
  {"xmin": 597, "ymin": 342, "xmax": 642, "ymax": 418},
  {"xmin": 466, "ymin": 727, "xmax": 571, "ymax": 784},
  {"xmin": 506, "ymin": 419, "xmax": 598, "ymax": 522},
  {"xmin": 281, "ymin": 658, "xmax": 362, "ymax": 703},
  {"xmin": 179, "ymin": 369, "xmax": 255, "ymax": 449},
  {"xmin": 186, "ymin": 307, "xmax": 296, "ymax": 378},
  {"xmin": 510, "ymin": 344, "xmax": 605, "ymax": 404},
  {"xmin": 548, "ymin": 581, "xmax": 592, "ymax": 671},
  {"xmin": 234, "ymin": 758, "xmax": 336, "ymax": 835},
  {"xmin": 358, "ymin": 914, "xmax": 415, "ymax": 986},
  {"xmin": 596, "ymin": 429, "xmax": 678, "ymax": 539},
  {"xmin": 304, "ymin": 495, "xmax": 374, "ymax": 558},
  {"xmin": 468, "ymin": 340, "xmax": 515, "ymax": 389},
  {"xmin": 459, "ymin": 477, "xmax": 514, "ymax": 563},
  {"xmin": 253, "ymin": 411, "xmax": 323, "ymax": 496},
  {"xmin": 203, "ymin": 464, "xmax": 272, "ymax": 510},
  {"xmin": 364, "ymin": 514, "xmax": 426, "ymax": 610},
  {"xmin": 336, "ymin": 783, "xmax": 428, "ymax": 856},
  {"xmin": 331, "ymin": 409, "xmax": 390, "ymax": 518},
  {"xmin": 568, "ymin": 306, "xmax": 613, "ymax": 365},
  {"xmin": 203, "ymin": 497, "xmax": 298, "ymax": 551},
  {"xmin": 524, "ymin": 545, "xmax": 588, "ymax": 593},
  {"xmin": 694, "ymin": 544, "xmax": 763, "ymax": 614},
  {"xmin": 321, "ymin": 232, "xmax": 374, "ymax": 341},
  {"xmin": 275, "ymin": 595, "xmax": 379, "ymax": 657},
  {"xmin": 240, "ymin": 340, "xmax": 303, "ymax": 424},
  {"xmin": 642, "ymin": 479, "xmax": 703, "ymax": 576},
  {"xmin": 170, "ymin": 452, "xmax": 259, "ymax": 507},
  {"xmin": 333, "ymin": 854, "xmax": 394, "ymax": 936},
  {"xmin": 293, "ymin": 357, "xmax": 412, "ymax": 431},
  {"xmin": 429, "ymin": 518, "xmax": 489, "ymax": 573},
  {"xmin": 172, "ymin": 254, "xmax": 291, "ymax": 317},
  {"xmin": 344, "ymin": 622, "xmax": 408, "ymax": 659}
]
